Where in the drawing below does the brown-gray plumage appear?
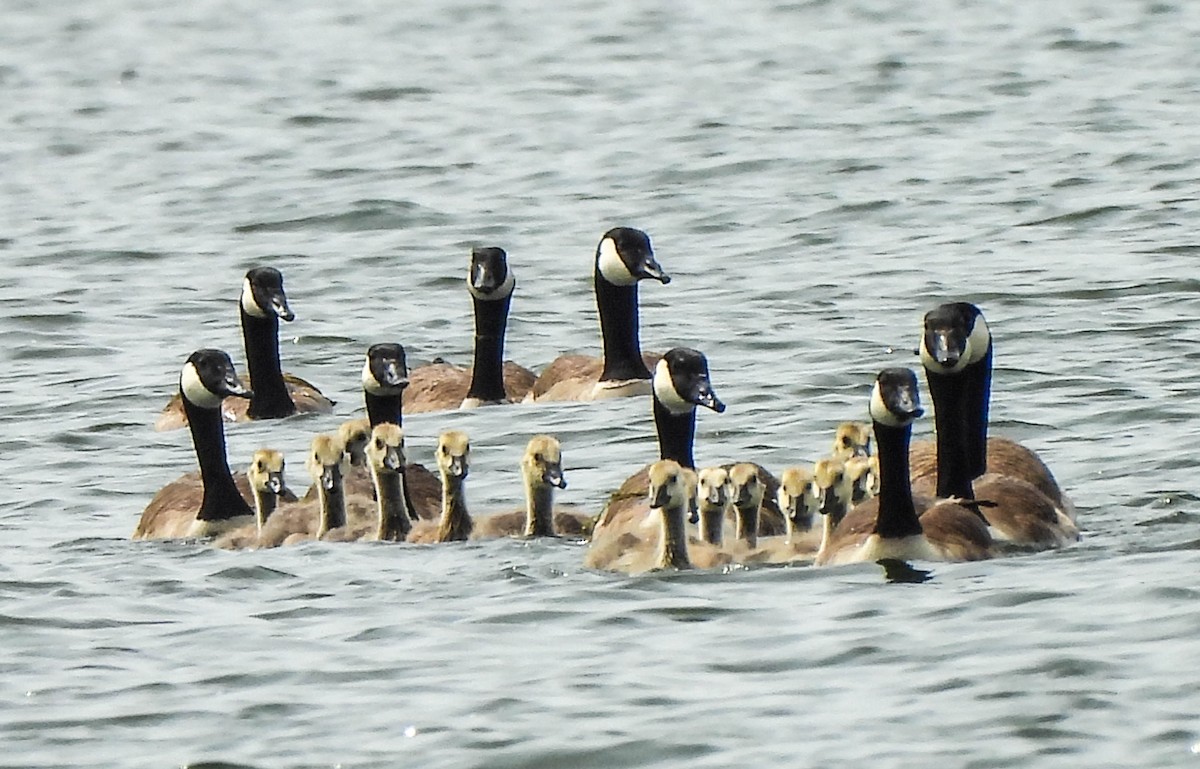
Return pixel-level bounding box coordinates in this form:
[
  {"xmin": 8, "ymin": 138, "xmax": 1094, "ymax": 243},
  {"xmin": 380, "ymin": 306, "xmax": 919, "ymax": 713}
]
[
  {"xmin": 408, "ymin": 431, "xmax": 473, "ymax": 543},
  {"xmin": 472, "ymin": 436, "xmax": 590, "ymax": 539}
]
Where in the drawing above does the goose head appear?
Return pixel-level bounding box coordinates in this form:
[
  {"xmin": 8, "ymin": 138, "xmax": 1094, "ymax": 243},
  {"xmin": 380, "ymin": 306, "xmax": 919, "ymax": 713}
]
[
  {"xmin": 777, "ymin": 466, "xmax": 818, "ymax": 529},
  {"xmin": 522, "ymin": 435, "xmax": 566, "ymax": 490},
  {"xmin": 248, "ymin": 448, "xmax": 290, "ymax": 498},
  {"xmin": 697, "ymin": 467, "xmax": 731, "ymax": 510},
  {"xmin": 367, "ymin": 423, "xmax": 406, "ymax": 473},
  {"xmin": 831, "ymin": 421, "xmax": 872, "ymax": 460},
  {"xmin": 307, "ymin": 433, "xmax": 349, "ymax": 492},
  {"xmin": 653, "ymin": 348, "xmax": 726, "ymax": 416},
  {"xmin": 467, "ymin": 246, "xmax": 516, "ymax": 301},
  {"xmin": 844, "ymin": 455, "xmax": 877, "ymax": 504},
  {"xmin": 728, "ymin": 463, "xmax": 764, "ymax": 512},
  {"xmin": 871, "ymin": 368, "xmax": 924, "ymax": 428},
  {"xmin": 437, "ymin": 430, "xmax": 471, "ymax": 481},
  {"xmin": 919, "ymin": 302, "xmax": 991, "ymax": 375},
  {"xmin": 647, "ymin": 459, "xmax": 690, "ymax": 510},
  {"xmin": 596, "ymin": 227, "xmax": 671, "ymax": 287},
  {"xmin": 812, "ymin": 458, "xmax": 852, "ymax": 521},
  {"xmin": 362, "ymin": 342, "xmax": 410, "ymax": 397},
  {"xmin": 241, "ymin": 266, "xmax": 294, "ymax": 322},
  {"xmin": 338, "ymin": 418, "xmax": 372, "ymax": 467},
  {"xmin": 180, "ymin": 348, "xmax": 252, "ymax": 409}
]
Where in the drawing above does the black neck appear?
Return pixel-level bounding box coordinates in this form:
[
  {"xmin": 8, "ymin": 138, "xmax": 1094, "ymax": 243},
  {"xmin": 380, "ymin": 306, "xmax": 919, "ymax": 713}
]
[
  {"xmin": 735, "ymin": 501, "xmax": 759, "ymax": 549},
  {"xmin": 365, "ymin": 391, "xmax": 403, "ymax": 428},
  {"xmin": 659, "ymin": 504, "xmax": 692, "ymax": 570},
  {"xmin": 374, "ymin": 469, "xmax": 411, "ymax": 541},
  {"xmin": 965, "ymin": 344, "xmax": 993, "ymax": 479},
  {"xmin": 466, "ymin": 295, "xmax": 511, "ymax": 402},
  {"xmin": 182, "ymin": 394, "xmax": 252, "ymax": 522},
  {"xmin": 700, "ymin": 505, "xmax": 724, "ymax": 545},
  {"xmin": 927, "ymin": 370, "xmax": 976, "ymax": 501},
  {"xmin": 318, "ymin": 469, "xmax": 347, "ymax": 534},
  {"xmin": 653, "ymin": 398, "xmax": 696, "ymax": 469},
  {"xmin": 525, "ymin": 483, "xmax": 556, "ymax": 537},
  {"xmin": 872, "ymin": 421, "xmax": 923, "ymax": 539},
  {"xmin": 241, "ymin": 307, "xmax": 295, "ymax": 419},
  {"xmin": 595, "ymin": 269, "xmax": 651, "ymax": 382},
  {"xmin": 254, "ymin": 488, "xmax": 279, "ymax": 529},
  {"xmin": 437, "ymin": 478, "xmax": 473, "ymax": 541}
]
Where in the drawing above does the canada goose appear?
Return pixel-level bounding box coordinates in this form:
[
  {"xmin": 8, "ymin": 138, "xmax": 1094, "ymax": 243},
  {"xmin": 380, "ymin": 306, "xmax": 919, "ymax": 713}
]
[
  {"xmin": 212, "ymin": 449, "xmax": 296, "ymax": 550},
  {"xmin": 255, "ymin": 433, "xmax": 364, "ymax": 547},
  {"xmin": 831, "ymin": 421, "xmax": 872, "ymax": 460},
  {"xmin": 842, "ymin": 456, "xmax": 877, "ymax": 505},
  {"xmin": 910, "ymin": 301, "xmax": 1074, "ymax": 519},
  {"xmin": 360, "ymin": 343, "xmax": 439, "ymax": 520},
  {"xmin": 592, "ymin": 347, "xmax": 726, "ymax": 540},
  {"xmin": 777, "ymin": 465, "xmax": 820, "ymax": 541},
  {"xmin": 696, "ymin": 467, "xmax": 731, "ymax": 546},
  {"xmin": 322, "ymin": 423, "xmax": 414, "ymax": 543},
  {"xmin": 584, "ymin": 459, "xmax": 728, "ymax": 573},
  {"xmin": 816, "ymin": 368, "xmax": 993, "ymax": 566},
  {"xmin": 405, "ymin": 247, "xmax": 537, "ymax": 413},
  {"xmin": 727, "ymin": 463, "xmax": 764, "ymax": 550},
  {"xmin": 527, "ymin": 227, "xmax": 670, "ymax": 402},
  {"xmin": 408, "ymin": 430, "xmax": 473, "ymax": 543},
  {"xmin": 134, "ymin": 349, "xmax": 256, "ymax": 539},
  {"xmin": 472, "ymin": 435, "xmax": 591, "ymax": 539},
  {"xmin": 301, "ymin": 418, "xmax": 374, "ymax": 503},
  {"xmin": 154, "ymin": 268, "xmax": 333, "ymax": 430},
  {"xmin": 811, "ymin": 458, "xmax": 853, "ymax": 563}
]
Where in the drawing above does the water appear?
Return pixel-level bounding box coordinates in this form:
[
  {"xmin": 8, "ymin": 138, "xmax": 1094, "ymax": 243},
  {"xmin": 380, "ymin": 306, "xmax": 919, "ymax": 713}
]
[{"xmin": 2, "ymin": 0, "xmax": 1199, "ymax": 766}]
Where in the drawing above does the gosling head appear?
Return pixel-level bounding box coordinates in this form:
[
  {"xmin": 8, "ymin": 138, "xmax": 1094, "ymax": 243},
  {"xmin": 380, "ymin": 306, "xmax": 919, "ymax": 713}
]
[
  {"xmin": 362, "ymin": 342, "xmax": 410, "ymax": 397},
  {"xmin": 728, "ymin": 463, "xmax": 764, "ymax": 510},
  {"xmin": 522, "ymin": 435, "xmax": 566, "ymax": 489},
  {"xmin": 248, "ymin": 448, "xmax": 290, "ymax": 497},
  {"xmin": 241, "ymin": 266, "xmax": 294, "ymax": 322},
  {"xmin": 367, "ymin": 423, "xmax": 406, "ymax": 473},
  {"xmin": 697, "ymin": 467, "xmax": 730, "ymax": 509},
  {"xmin": 338, "ymin": 418, "xmax": 372, "ymax": 466},
  {"xmin": 832, "ymin": 421, "xmax": 872, "ymax": 460},
  {"xmin": 307, "ymin": 433, "xmax": 349, "ymax": 491},
  {"xmin": 437, "ymin": 430, "xmax": 470, "ymax": 480},
  {"xmin": 777, "ymin": 466, "xmax": 818, "ymax": 527},
  {"xmin": 647, "ymin": 459, "xmax": 690, "ymax": 511},
  {"xmin": 812, "ymin": 458, "xmax": 852, "ymax": 519},
  {"xmin": 844, "ymin": 455, "xmax": 876, "ymax": 505}
]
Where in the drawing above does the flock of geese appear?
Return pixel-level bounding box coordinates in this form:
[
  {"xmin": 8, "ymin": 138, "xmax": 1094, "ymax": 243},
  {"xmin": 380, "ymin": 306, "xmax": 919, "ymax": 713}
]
[{"xmin": 133, "ymin": 227, "xmax": 1080, "ymax": 573}]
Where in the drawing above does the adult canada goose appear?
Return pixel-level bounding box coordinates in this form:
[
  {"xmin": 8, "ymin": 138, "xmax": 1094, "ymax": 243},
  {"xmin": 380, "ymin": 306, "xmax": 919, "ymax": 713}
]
[
  {"xmin": 815, "ymin": 368, "xmax": 994, "ymax": 566},
  {"xmin": 134, "ymin": 349, "xmax": 256, "ymax": 539},
  {"xmin": 695, "ymin": 467, "xmax": 731, "ymax": 546},
  {"xmin": 910, "ymin": 301, "xmax": 1074, "ymax": 519},
  {"xmin": 154, "ymin": 268, "xmax": 333, "ymax": 430},
  {"xmin": 405, "ymin": 247, "xmax": 537, "ymax": 413},
  {"xmin": 527, "ymin": 227, "xmax": 671, "ymax": 402},
  {"xmin": 408, "ymin": 430, "xmax": 473, "ymax": 543},
  {"xmin": 584, "ymin": 459, "xmax": 728, "ymax": 573},
  {"xmin": 831, "ymin": 421, "xmax": 872, "ymax": 460},
  {"xmin": 592, "ymin": 347, "xmax": 726, "ymax": 540},
  {"xmin": 212, "ymin": 449, "xmax": 296, "ymax": 550},
  {"xmin": 360, "ymin": 342, "xmax": 439, "ymax": 520},
  {"xmin": 911, "ymin": 304, "xmax": 1078, "ymax": 548},
  {"xmin": 473, "ymin": 435, "xmax": 591, "ymax": 538}
]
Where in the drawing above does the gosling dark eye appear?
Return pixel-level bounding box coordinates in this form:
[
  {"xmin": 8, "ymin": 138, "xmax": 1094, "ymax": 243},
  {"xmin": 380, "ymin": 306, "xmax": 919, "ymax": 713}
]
[
  {"xmin": 375, "ymin": 439, "xmax": 384, "ymax": 449},
  {"xmin": 255, "ymin": 462, "xmax": 264, "ymax": 471},
  {"xmin": 533, "ymin": 453, "xmax": 542, "ymax": 463}
]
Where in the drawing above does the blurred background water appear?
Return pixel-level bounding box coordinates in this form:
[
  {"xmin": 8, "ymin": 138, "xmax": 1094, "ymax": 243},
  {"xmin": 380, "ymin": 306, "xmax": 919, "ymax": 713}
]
[{"xmin": 2, "ymin": 0, "xmax": 1200, "ymax": 766}]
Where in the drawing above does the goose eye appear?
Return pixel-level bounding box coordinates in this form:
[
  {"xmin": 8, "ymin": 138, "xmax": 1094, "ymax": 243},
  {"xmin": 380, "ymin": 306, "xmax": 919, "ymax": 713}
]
[
  {"xmin": 375, "ymin": 438, "xmax": 384, "ymax": 449},
  {"xmin": 255, "ymin": 461, "xmax": 264, "ymax": 471},
  {"xmin": 533, "ymin": 453, "xmax": 542, "ymax": 463}
]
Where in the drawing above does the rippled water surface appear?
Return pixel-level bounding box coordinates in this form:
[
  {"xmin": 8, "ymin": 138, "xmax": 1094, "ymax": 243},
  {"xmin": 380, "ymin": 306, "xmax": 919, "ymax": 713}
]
[{"xmin": 4, "ymin": 0, "xmax": 1200, "ymax": 766}]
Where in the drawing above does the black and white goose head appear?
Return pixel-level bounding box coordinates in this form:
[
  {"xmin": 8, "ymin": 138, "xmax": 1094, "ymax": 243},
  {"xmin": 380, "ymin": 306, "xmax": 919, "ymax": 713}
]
[
  {"xmin": 467, "ymin": 246, "xmax": 516, "ymax": 302},
  {"xmin": 870, "ymin": 368, "xmax": 925, "ymax": 429},
  {"xmin": 180, "ymin": 348, "xmax": 252, "ymax": 409},
  {"xmin": 362, "ymin": 343, "xmax": 410, "ymax": 397},
  {"xmin": 596, "ymin": 227, "xmax": 672, "ymax": 287},
  {"xmin": 652, "ymin": 348, "xmax": 726, "ymax": 416},
  {"xmin": 918, "ymin": 302, "xmax": 991, "ymax": 376},
  {"xmin": 241, "ymin": 267, "xmax": 294, "ymax": 322}
]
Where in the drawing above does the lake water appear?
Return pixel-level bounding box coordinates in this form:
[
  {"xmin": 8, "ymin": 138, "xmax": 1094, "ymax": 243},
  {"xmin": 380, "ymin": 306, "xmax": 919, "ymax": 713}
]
[{"xmin": 3, "ymin": 0, "xmax": 1200, "ymax": 766}]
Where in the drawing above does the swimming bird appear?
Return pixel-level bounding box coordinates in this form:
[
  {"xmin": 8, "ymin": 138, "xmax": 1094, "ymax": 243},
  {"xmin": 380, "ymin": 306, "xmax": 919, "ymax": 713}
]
[
  {"xmin": 527, "ymin": 227, "xmax": 670, "ymax": 402},
  {"xmin": 831, "ymin": 421, "xmax": 872, "ymax": 460},
  {"xmin": 777, "ymin": 465, "xmax": 820, "ymax": 542},
  {"xmin": 816, "ymin": 368, "xmax": 994, "ymax": 566},
  {"xmin": 473, "ymin": 435, "xmax": 590, "ymax": 538},
  {"xmin": 910, "ymin": 301, "xmax": 1073, "ymax": 518},
  {"xmin": 727, "ymin": 463, "xmax": 765, "ymax": 551},
  {"xmin": 695, "ymin": 467, "xmax": 731, "ymax": 546},
  {"xmin": 322, "ymin": 423, "xmax": 414, "ymax": 543},
  {"xmin": 405, "ymin": 247, "xmax": 537, "ymax": 413},
  {"xmin": 212, "ymin": 449, "xmax": 296, "ymax": 550},
  {"xmin": 255, "ymin": 433, "xmax": 362, "ymax": 547},
  {"xmin": 134, "ymin": 349, "xmax": 256, "ymax": 539},
  {"xmin": 155, "ymin": 267, "xmax": 333, "ymax": 430},
  {"xmin": 360, "ymin": 342, "xmax": 440, "ymax": 520},
  {"xmin": 591, "ymin": 347, "xmax": 726, "ymax": 541},
  {"xmin": 584, "ymin": 459, "xmax": 728, "ymax": 573},
  {"xmin": 408, "ymin": 430, "xmax": 473, "ymax": 543}
]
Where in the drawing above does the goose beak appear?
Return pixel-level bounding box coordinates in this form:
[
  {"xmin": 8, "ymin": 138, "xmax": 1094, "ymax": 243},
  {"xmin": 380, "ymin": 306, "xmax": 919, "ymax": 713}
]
[
  {"xmin": 266, "ymin": 472, "xmax": 284, "ymax": 494},
  {"xmin": 820, "ymin": 487, "xmax": 840, "ymax": 517},
  {"xmin": 470, "ymin": 261, "xmax": 500, "ymax": 295},
  {"xmin": 637, "ymin": 256, "xmax": 671, "ymax": 285},
  {"xmin": 321, "ymin": 467, "xmax": 336, "ymax": 491},
  {"xmin": 924, "ymin": 329, "xmax": 960, "ymax": 369},
  {"xmin": 688, "ymin": 497, "xmax": 699, "ymax": 525},
  {"xmin": 690, "ymin": 380, "xmax": 726, "ymax": 413},
  {"xmin": 449, "ymin": 457, "xmax": 468, "ymax": 479},
  {"xmin": 383, "ymin": 449, "xmax": 403, "ymax": 472},
  {"xmin": 382, "ymin": 361, "xmax": 408, "ymax": 389},
  {"xmin": 542, "ymin": 464, "xmax": 566, "ymax": 489},
  {"xmin": 221, "ymin": 373, "xmax": 252, "ymax": 400},
  {"xmin": 649, "ymin": 484, "xmax": 670, "ymax": 509}
]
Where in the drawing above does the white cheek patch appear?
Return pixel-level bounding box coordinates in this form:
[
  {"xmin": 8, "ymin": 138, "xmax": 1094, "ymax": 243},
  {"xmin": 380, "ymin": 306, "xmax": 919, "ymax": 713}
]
[
  {"xmin": 653, "ymin": 359, "xmax": 693, "ymax": 415},
  {"xmin": 869, "ymin": 381, "xmax": 906, "ymax": 428},
  {"xmin": 964, "ymin": 315, "xmax": 991, "ymax": 365},
  {"xmin": 241, "ymin": 278, "xmax": 268, "ymax": 318},
  {"xmin": 597, "ymin": 237, "xmax": 638, "ymax": 286},
  {"xmin": 466, "ymin": 266, "xmax": 515, "ymax": 301},
  {"xmin": 181, "ymin": 361, "xmax": 222, "ymax": 409}
]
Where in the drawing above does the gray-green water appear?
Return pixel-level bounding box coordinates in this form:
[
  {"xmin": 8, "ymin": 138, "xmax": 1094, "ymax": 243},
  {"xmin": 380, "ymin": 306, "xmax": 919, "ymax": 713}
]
[{"xmin": 3, "ymin": 1, "xmax": 1200, "ymax": 766}]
